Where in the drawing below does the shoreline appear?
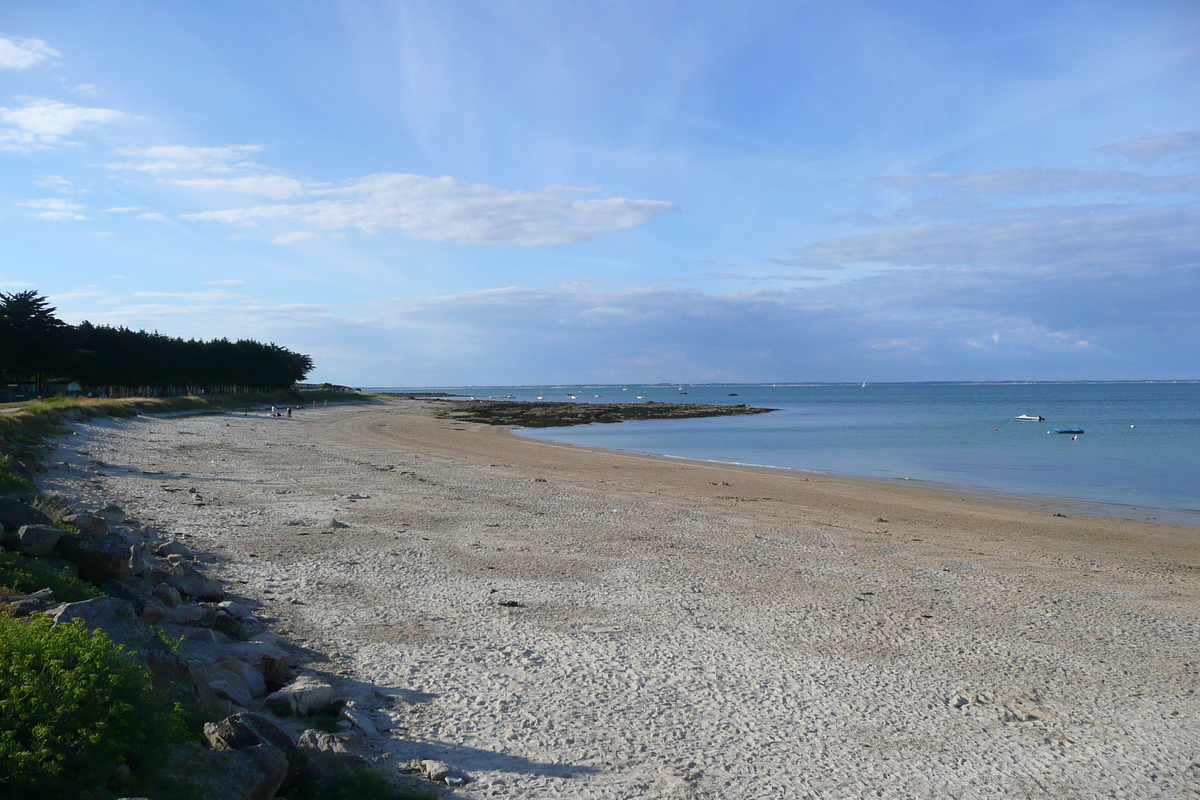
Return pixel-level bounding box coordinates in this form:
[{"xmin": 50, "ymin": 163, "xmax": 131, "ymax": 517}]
[
  {"xmin": 37, "ymin": 397, "xmax": 1200, "ymax": 798},
  {"xmin": 511, "ymin": 429, "xmax": 1200, "ymax": 530}
]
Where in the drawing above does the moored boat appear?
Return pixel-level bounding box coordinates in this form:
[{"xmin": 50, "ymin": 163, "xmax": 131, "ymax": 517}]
[
  {"xmin": 1053, "ymin": 428, "xmax": 1085, "ymax": 434},
  {"xmin": 1013, "ymin": 414, "xmax": 1045, "ymax": 421}
]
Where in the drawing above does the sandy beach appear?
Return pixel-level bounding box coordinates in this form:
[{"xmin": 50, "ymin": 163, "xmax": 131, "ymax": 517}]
[{"xmin": 38, "ymin": 398, "xmax": 1200, "ymax": 798}]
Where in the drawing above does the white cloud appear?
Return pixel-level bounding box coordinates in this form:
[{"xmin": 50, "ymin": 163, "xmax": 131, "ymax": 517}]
[
  {"xmin": 184, "ymin": 173, "xmax": 678, "ymax": 247},
  {"xmin": 0, "ymin": 36, "xmax": 59, "ymax": 70},
  {"xmin": 108, "ymin": 144, "xmax": 263, "ymax": 174},
  {"xmin": 163, "ymin": 175, "xmax": 306, "ymax": 199},
  {"xmin": 1096, "ymin": 132, "xmax": 1200, "ymax": 164},
  {"xmin": 199, "ymin": 279, "xmax": 246, "ymax": 285},
  {"xmin": 542, "ymin": 185, "xmax": 602, "ymax": 194},
  {"xmin": 68, "ymin": 83, "xmax": 101, "ymax": 97},
  {"xmin": 0, "ymin": 97, "xmax": 122, "ymax": 151},
  {"xmin": 103, "ymin": 206, "xmax": 143, "ymax": 213},
  {"xmin": 137, "ymin": 212, "xmax": 168, "ymax": 222},
  {"xmin": 271, "ymin": 231, "xmax": 321, "ymax": 245},
  {"xmin": 34, "ymin": 174, "xmax": 75, "ymax": 192},
  {"xmin": 17, "ymin": 198, "xmax": 86, "ymax": 221},
  {"xmin": 0, "ymin": 281, "xmax": 36, "ymax": 288}
]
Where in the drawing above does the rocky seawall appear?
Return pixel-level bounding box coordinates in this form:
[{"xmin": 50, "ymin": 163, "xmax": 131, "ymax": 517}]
[{"xmin": 436, "ymin": 399, "xmax": 775, "ymax": 427}]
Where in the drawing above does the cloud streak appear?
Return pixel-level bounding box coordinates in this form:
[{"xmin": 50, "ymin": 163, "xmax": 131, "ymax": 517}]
[
  {"xmin": 184, "ymin": 173, "xmax": 678, "ymax": 247},
  {"xmin": 0, "ymin": 97, "xmax": 122, "ymax": 151}
]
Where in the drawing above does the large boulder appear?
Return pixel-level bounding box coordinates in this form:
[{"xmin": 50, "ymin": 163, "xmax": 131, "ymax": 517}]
[
  {"xmin": 1, "ymin": 587, "xmax": 57, "ymax": 616},
  {"xmin": 162, "ymin": 743, "xmax": 289, "ymax": 800},
  {"xmin": 62, "ymin": 512, "xmax": 109, "ymax": 535},
  {"xmin": 228, "ymin": 640, "xmax": 292, "ymax": 688},
  {"xmin": 204, "ymin": 712, "xmax": 297, "ymax": 759},
  {"xmin": 56, "ymin": 529, "xmax": 134, "ymax": 582},
  {"xmin": 51, "ymin": 596, "xmax": 168, "ymax": 657},
  {"xmin": 265, "ymin": 675, "xmax": 337, "ymax": 717},
  {"xmin": 16, "ymin": 524, "xmax": 65, "ymax": 557},
  {"xmin": 0, "ymin": 498, "xmax": 52, "ymax": 547},
  {"xmin": 158, "ymin": 554, "xmax": 225, "ymax": 601}
]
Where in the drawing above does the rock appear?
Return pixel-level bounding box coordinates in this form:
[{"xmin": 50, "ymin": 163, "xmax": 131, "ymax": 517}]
[
  {"xmin": 339, "ymin": 701, "xmax": 377, "ymax": 736},
  {"xmin": 210, "ymin": 674, "xmax": 255, "ymax": 708},
  {"xmin": 218, "ymin": 655, "xmax": 268, "ymax": 698},
  {"xmin": 204, "ymin": 712, "xmax": 297, "ymax": 759},
  {"xmin": 421, "ymin": 759, "xmax": 471, "ymax": 786},
  {"xmin": 152, "ymin": 583, "xmax": 182, "ymax": 606},
  {"xmin": 155, "ymin": 539, "xmax": 194, "ymax": 558},
  {"xmin": 162, "ymin": 554, "xmax": 225, "ymax": 601},
  {"xmin": 219, "ymin": 600, "xmax": 254, "ymax": 619},
  {"xmin": 297, "ymin": 729, "xmax": 350, "ymax": 754},
  {"xmin": 16, "ymin": 524, "xmax": 65, "ymax": 557},
  {"xmin": 128, "ymin": 541, "xmax": 146, "ymax": 576},
  {"xmin": 328, "ymin": 519, "xmax": 349, "ymax": 529},
  {"xmin": 51, "ymin": 596, "xmax": 167, "ymax": 657},
  {"xmin": 265, "ymin": 675, "xmax": 337, "ymax": 716},
  {"xmin": 62, "ymin": 512, "xmax": 109, "ymax": 535},
  {"xmin": 1, "ymin": 587, "xmax": 57, "ymax": 616},
  {"xmin": 228, "ymin": 641, "xmax": 292, "ymax": 688},
  {"xmin": 0, "ymin": 498, "xmax": 52, "ymax": 546},
  {"xmin": 163, "ymin": 743, "xmax": 288, "ymax": 800},
  {"xmin": 6, "ymin": 458, "xmax": 35, "ymax": 483},
  {"xmin": 139, "ymin": 595, "xmax": 168, "ymax": 625},
  {"xmin": 97, "ymin": 504, "xmax": 126, "ymax": 524},
  {"xmin": 168, "ymin": 603, "xmax": 206, "ymax": 626},
  {"xmin": 56, "ymin": 530, "xmax": 134, "ymax": 582}
]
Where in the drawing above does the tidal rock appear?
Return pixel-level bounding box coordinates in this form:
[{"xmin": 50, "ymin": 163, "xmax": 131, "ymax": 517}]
[
  {"xmin": 56, "ymin": 530, "xmax": 133, "ymax": 582},
  {"xmin": 266, "ymin": 675, "xmax": 336, "ymax": 716},
  {"xmin": 51, "ymin": 596, "xmax": 167, "ymax": 656},
  {"xmin": 16, "ymin": 523, "xmax": 65, "ymax": 557},
  {"xmin": 219, "ymin": 600, "xmax": 254, "ymax": 619},
  {"xmin": 62, "ymin": 512, "xmax": 109, "ymax": 535},
  {"xmin": 162, "ymin": 554, "xmax": 225, "ymax": 601},
  {"xmin": 219, "ymin": 656, "xmax": 267, "ymax": 698},
  {"xmin": 204, "ymin": 712, "xmax": 297, "ymax": 759},
  {"xmin": 167, "ymin": 603, "xmax": 206, "ymax": 626}
]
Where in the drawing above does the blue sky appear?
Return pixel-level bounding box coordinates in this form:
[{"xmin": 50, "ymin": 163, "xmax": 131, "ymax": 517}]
[{"xmin": 3, "ymin": 1, "xmax": 1199, "ymax": 385}]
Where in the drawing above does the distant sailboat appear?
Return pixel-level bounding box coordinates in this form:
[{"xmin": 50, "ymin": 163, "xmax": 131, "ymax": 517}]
[{"xmin": 861, "ymin": 382, "xmax": 867, "ymax": 388}]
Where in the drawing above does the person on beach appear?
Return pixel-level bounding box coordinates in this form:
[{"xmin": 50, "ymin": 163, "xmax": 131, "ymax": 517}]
[{"xmin": 287, "ymin": 407, "xmax": 292, "ymax": 418}]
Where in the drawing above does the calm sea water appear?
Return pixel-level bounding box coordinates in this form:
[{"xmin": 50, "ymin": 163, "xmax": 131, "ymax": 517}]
[{"xmin": 373, "ymin": 383, "xmax": 1200, "ymax": 526}]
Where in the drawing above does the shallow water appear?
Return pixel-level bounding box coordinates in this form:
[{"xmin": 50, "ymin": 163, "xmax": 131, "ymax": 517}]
[{"xmin": 374, "ymin": 382, "xmax": 1200, "ymax": 525}]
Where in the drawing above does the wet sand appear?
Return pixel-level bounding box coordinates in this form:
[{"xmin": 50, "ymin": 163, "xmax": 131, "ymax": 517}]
[{"xmin": 40, "ymin": 398, "xmax": 1200, "ymax": 798}]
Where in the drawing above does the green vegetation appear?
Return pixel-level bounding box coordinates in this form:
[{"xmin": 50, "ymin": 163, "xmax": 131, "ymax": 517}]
[
  {"xmin": 0, "ymin": 551, "xmax": 98, "ymax": 602},
  {"xmin": 278, "ymin": 754, "xmax": 437, "ymax": 800},
  {"xmin": 1, "ymin": 290, "xmax": 313, "ymax": 396},
  {"xmin": 0, "ymin": 613, "xmax": 189, "ymax": 799}
]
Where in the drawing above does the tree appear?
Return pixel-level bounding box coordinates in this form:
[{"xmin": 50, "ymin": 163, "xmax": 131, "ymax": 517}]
[{"xmin": 0, "ymin": 291, "xmax": 67, "ymax": 389}]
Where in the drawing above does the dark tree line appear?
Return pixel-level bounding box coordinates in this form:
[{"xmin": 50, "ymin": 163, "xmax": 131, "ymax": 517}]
[{"xmin": 0, "ymin": 291, "xmax": 313, "ymax": 396}]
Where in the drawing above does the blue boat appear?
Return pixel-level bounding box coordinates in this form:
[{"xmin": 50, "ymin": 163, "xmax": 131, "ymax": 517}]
[{"xmin": 1053, "ymin": 428, "xmax": 1085, "ymax": 434}]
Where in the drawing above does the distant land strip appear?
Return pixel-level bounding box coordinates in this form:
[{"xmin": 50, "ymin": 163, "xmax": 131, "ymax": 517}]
[{"xmin": 434, "ymin": 399, "xmax": 777, "ymax": 427}]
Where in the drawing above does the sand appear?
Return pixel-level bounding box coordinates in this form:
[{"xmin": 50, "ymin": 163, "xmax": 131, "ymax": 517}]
[{"xmin": 37, "ymin": 398, "xmax": 1200, "ymax": 798}]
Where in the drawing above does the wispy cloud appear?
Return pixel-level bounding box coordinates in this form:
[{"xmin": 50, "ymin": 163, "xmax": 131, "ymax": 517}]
[
  {"xmin": 137, "ymin": 212, "xmax": 168, "ymax": 222},
  {"xmin": 17, "ymin": 198, "xmax": 87, "ymax": 221},
  {"xmin": 0, "ymin": 97, "xmax": 122, "ymax": 151},
  {"xmin": 163, "ymin": 175, "xmax": 306, "ymax": 199},
  {"xmin": 183, "ymin": 173, "xmax": 678, "ymax": 247},
  {"xmin": 271, "ymin": 231, "xmax": 321, "ymax": 245},
  {"xmin": 108, "ymin": 144, "xmax": 264, "ymax": 174},
  {"xmin": 1096, "ymin": 132, "xmax": 1200, "ymax": 165},
  {"xmin": 34, "ymin": 175, "xmax": 76, "ymax": 192},
  {"xmin": 0, "ymin": 36, "xmax": 59, "ymax": 70}
]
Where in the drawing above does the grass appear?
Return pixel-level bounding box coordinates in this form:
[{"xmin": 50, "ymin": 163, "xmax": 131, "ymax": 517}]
[{"xmin": 0, "ymin": 551, "xmax": 98, "ymax": 602}]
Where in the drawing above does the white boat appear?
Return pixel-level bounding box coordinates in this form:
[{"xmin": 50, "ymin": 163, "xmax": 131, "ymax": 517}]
[{"xmin": 1013, "ymin": 414, "xmax": 1045, "ymax": 422}]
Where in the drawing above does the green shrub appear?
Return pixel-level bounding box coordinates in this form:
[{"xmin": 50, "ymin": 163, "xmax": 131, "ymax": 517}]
[
  {"xmin": 278, "ymin": 753, "xmax": 437, "ymax": 800},
  {"xmin": 0, "ymin": 456, "xmax": 32, "ymax": 495},
  {"xmin": 0, "ymin": 613, "xmax": 188, "ymax": 798},
  {"xmin": 0, "ymin": 551, "xmax": 98, "ymax": 602}
]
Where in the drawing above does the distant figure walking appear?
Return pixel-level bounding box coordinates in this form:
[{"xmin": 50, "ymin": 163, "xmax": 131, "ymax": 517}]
[
  {"xmin": 271, "ymin": 405, "xmax": 277, "ymax": 417},
  {"xmin": 286, "ymin": 407, "xmax": 292, "ymax": 418}
]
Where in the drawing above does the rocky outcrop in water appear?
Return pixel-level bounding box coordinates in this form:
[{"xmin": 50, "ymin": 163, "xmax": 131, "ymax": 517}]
[{"xmin": 439, "ymin": 399, "xmax": 775, "ymax": 427}]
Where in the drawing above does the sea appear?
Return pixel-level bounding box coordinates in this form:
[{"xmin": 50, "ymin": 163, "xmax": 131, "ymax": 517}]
[{"xmin": 370, "ymin": 383, "xmax": 1200, "ymax": 527}]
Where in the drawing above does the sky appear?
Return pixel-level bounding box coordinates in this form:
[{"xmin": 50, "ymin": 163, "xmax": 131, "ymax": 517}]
[{"xmin": 3, "ymin": 1, "xmax": 1200, "ymax": 385}]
